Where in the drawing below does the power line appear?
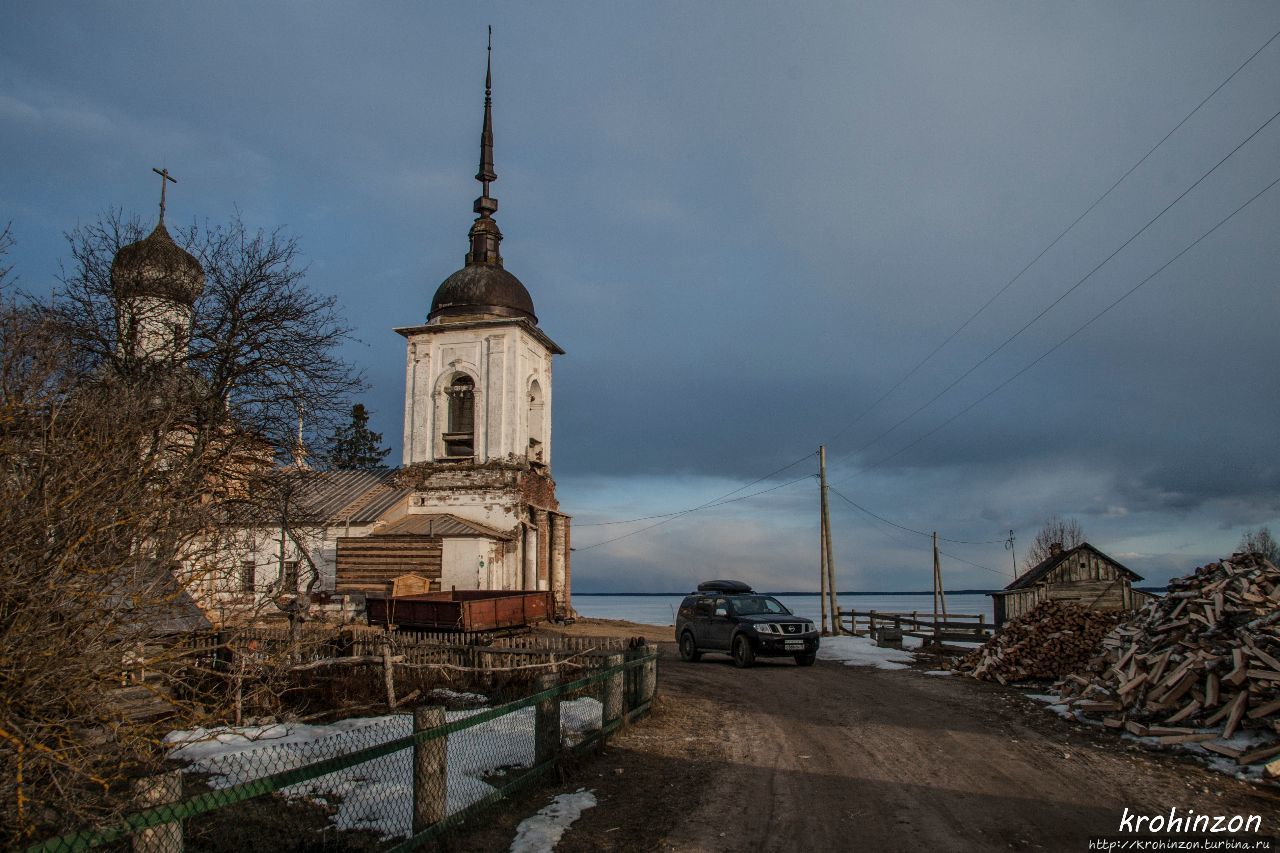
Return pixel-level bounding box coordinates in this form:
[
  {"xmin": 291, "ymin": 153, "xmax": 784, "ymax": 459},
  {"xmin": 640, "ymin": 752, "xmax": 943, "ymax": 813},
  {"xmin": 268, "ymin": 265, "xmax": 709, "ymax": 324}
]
[
  {"xmin": 575, "ymin": 450, "xmax": 816, "ymax": 527},
  {"xmin": 868, "ymin": 170, "xmax": 1280, "ymax": 470},
  {"xmin": 834, "ymin": 101, "xmax": 1280, "ymax": 467},
  {"xmin": 826, "ymin": 485, "xmax": 1008, "ymax": 577},
  {"xmin": 825, "ymin": 485, "xmax": 1002, "ymax": 545},
  {"xmin": 573, "ymin": 473, "xmax": 816, "ymax": 552},
  {"xmin": 822, "ymin": 26, "xmax": 1280, "ymax": 450},
  {"xmin": 938, "ymin": 548, "xmax": 1009, "ymax": 579}
]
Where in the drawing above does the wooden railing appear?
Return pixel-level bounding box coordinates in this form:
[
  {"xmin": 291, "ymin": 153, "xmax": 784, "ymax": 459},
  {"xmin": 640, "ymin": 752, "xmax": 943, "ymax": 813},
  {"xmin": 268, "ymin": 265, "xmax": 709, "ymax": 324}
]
[{"xmin": 838, "ymin": 609, "xmax": 995, "ymax": 643}]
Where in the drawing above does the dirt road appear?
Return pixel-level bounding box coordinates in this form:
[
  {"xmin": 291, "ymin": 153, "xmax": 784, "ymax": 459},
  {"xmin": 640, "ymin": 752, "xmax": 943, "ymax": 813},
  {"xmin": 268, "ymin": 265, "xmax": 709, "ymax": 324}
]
[{"xmin": 453, "ymin": 630, "xmax": 1280, "ymax": 852}]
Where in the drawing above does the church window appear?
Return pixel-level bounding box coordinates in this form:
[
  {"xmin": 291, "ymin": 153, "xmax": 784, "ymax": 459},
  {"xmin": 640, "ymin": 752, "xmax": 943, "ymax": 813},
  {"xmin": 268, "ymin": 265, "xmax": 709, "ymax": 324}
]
[
  {"xmin": 239, "ymin": 560, "xmax": 256, "ymax": 593},
  {"xmin": 527, "ymin": 379, "xmax": 544, "ymax": 465},
  {"xmin": 443, "ymin": 373, "xmax": 475, "ymax": 457},
  {"xmin": 281, "ymin": 560, "xmax": 299, "ymax": 592}
]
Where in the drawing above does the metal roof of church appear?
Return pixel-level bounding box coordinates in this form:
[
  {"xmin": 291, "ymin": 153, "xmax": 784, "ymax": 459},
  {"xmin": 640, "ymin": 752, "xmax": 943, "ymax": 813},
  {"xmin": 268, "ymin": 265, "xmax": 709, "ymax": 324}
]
[
  {"xmin": 290, "ymin": 468, "xmax": 409, "ymax": 525},
  {"xmin": 111, "ymin": 221, "xmax": 205, "ymax": 305},
  {"xmin": 374, "ymin": 513, "xmax": 515, "ymax": 540}
]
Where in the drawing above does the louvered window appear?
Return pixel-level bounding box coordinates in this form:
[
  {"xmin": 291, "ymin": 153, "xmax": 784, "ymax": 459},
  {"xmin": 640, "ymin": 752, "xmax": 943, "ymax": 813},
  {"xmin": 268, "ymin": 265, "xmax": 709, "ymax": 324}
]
[{"xmin": 444, "ymin": 374, "xmax": 475, "ymax": 457}]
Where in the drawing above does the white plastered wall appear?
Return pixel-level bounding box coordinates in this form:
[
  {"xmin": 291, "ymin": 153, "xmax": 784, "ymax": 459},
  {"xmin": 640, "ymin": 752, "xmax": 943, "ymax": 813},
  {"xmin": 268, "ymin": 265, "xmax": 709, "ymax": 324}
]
[
  {"xmin": 401, "ymin": 324, "xmax": 553, "ymax": 467},
  {"xmin": 120, "ymin": 296, "xmax": 192, "ymax": 362}
]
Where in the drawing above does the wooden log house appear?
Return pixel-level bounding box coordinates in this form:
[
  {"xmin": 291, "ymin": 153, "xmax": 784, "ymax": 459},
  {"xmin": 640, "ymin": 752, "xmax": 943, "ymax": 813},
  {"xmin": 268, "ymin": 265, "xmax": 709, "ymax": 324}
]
[{"xmin": 990, "ymin": 542, "xmax": 1157, "ymax": 629}]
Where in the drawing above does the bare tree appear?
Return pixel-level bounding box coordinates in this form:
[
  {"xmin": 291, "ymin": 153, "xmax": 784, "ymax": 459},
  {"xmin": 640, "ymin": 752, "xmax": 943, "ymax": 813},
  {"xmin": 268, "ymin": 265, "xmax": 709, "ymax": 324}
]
[
  {"xmin": 1237, "ymin": 525, "xmax": 1279, "ymax": 565},
  {"xmin": 1022, "ymin": 514, "xmax": 1085, "ymax": 570},
  {"xmin": 54, "ymin": 210, "xmax": 361, "ymax": 455},
  {"xmin": 0, "ymin": 211, "xmax": 363, "ymax": 844}
]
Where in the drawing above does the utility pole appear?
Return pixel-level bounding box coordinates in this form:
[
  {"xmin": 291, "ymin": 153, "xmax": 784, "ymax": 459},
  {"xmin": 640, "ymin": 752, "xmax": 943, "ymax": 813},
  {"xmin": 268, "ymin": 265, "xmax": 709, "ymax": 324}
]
[
  {"xmin": 932, "ymin": 531, "xmax": 948, "ymax": 619},
  {"xmin": 819, "ymin": 446, "xmax": 839, "ymax": 635},
  {"xmin": 1005, "ymin": 529, "xmax": 1017, "ymax": 578},
  {"xmin": 819, "ymin": 504, "xmax": 829, "ymax": 634},
  {"xmin": 931, "ymin": 531, "xmax": 947, "ymax": 648}
]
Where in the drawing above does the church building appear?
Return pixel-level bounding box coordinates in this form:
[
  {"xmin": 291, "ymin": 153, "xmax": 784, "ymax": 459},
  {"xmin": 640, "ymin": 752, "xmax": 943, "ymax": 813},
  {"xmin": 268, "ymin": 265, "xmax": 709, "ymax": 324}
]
[
  {"xmin": 332, "ymin": 44, "xmax": 573, "ymax": 616},
  {"xmin": 109, "ymin": 43, "xmax": 574, "ymax": 623}
]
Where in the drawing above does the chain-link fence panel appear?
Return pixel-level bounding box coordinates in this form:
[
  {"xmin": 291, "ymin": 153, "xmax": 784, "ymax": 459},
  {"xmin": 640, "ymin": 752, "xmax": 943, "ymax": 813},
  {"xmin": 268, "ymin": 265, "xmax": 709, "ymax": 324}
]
[{"xmin": 28, "ymin": 650, "xmax": 657, "ymax": 853}]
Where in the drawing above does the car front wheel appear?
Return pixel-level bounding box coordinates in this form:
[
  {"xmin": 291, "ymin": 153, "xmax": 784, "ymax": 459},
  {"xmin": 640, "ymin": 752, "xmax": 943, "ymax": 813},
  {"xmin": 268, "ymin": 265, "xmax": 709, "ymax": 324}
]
[
  {"xmin": 732, "ymin": 634, "xmax": 755, "ymax": 668},
  {"xmin": 794, "ymin": 651, "xmax": 817, "ymax": 666},
  {"xmin": 679, "ymin": 632, "xmax": 702, "ymax": 662}
]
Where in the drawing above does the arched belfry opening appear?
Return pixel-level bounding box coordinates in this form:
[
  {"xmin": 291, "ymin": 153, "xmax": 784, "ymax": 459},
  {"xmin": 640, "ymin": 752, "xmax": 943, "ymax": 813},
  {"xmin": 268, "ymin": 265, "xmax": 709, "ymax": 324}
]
[
  {"xmin": 442, "ymin": 373, "xmax": 476, "ymax": 458},
  {"xmin": 527, "ymin": 379, "xmax": 544, "ymax": 465}
]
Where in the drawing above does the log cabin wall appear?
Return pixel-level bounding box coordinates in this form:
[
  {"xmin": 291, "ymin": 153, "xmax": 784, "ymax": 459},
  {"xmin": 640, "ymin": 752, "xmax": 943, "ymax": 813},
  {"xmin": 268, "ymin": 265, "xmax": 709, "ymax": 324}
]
[
  {"xmin": 335, "ymin": 535, "xmax": 443, "ymax": 595},
  {"xmin": 992, "ymin": 545, "xmax": 1147, "ymax": 628}
]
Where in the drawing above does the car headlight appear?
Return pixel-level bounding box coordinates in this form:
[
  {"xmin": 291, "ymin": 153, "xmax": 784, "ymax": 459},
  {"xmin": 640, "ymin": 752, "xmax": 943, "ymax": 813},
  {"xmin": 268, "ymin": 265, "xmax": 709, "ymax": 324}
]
[
  {"xmin": 802, "ymin": 621, "xmax": 815, "ymax": 633},
  {"xmin": 754, "ymin": 623, "xmax": 778, "ymax": 634}
]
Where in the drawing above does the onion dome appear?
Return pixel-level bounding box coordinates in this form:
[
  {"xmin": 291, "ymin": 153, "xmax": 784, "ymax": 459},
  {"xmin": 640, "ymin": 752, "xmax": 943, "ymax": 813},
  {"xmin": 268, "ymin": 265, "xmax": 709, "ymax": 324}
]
[
  {"xmin": 428, "ymin": 29, "xmax": 537, "ymax": 325},
  {"xmin": 111, "ymin": 221, "xmax": 205, "ymax": 306}
]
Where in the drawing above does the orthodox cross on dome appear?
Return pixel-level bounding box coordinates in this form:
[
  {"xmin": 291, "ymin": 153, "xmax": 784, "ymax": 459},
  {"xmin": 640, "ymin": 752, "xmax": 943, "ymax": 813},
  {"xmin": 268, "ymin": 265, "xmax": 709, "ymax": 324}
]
[{"xmin": 152, "ymin": 167, "xmax": 177, "ymax": 223}]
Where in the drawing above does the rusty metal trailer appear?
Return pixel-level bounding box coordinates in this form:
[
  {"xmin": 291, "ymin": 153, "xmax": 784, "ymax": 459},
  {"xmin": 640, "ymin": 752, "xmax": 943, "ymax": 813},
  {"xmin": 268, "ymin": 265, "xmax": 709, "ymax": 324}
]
[{"xmin": 366, "ymin": 589, "xmax": 553, "ymax": 632}]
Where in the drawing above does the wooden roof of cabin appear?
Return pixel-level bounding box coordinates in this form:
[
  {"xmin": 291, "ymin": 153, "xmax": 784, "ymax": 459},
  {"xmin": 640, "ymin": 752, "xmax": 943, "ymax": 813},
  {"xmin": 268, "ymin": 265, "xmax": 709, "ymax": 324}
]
[{"xmin": 1000, "ymin": 541, "xmax": 1142, "ymax": 593}]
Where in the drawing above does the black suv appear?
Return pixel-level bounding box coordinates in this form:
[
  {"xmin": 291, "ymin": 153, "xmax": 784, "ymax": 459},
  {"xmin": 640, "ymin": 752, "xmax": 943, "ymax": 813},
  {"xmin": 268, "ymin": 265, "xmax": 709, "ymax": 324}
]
[{"xmin": 675, "ymin": 580, "xmax": 819, "ymax": 668}]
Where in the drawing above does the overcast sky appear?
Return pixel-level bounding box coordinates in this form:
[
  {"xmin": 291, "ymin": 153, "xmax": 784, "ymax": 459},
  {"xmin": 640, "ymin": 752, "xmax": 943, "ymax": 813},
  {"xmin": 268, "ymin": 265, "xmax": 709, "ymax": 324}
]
[{"xmin": 3, "ymin": 2, "xmax": 1278, "ymax": 593}]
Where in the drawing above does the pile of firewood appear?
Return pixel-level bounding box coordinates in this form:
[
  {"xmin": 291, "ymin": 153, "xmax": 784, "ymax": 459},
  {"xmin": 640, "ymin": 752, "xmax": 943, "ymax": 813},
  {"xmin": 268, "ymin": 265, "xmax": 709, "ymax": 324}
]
[
  {"xmin": 957, "ymin": 600, "xmax": 1120, "ymax": 683},
  {"xmin": 1056, "ymin": 553, "xmax": 1280, "ymax": 768}
]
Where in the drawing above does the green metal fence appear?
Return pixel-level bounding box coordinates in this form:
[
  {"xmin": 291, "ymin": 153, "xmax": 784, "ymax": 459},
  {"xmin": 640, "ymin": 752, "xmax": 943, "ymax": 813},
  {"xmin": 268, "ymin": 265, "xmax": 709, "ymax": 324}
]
[{"xmin": 29, "ymin": 650, "xmax": 659, "ymax": 853}]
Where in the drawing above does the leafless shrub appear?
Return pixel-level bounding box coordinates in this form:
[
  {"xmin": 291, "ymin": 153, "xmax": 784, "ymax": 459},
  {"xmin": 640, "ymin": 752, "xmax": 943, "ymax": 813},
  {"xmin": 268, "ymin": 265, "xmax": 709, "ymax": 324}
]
[
  {"xmin": 0, "ymin": 211, "xmax": 362, "ymax": 844},
  {"xmin": 1022, "ymin": 514, "xmax": 1084, "ymax": 570}
]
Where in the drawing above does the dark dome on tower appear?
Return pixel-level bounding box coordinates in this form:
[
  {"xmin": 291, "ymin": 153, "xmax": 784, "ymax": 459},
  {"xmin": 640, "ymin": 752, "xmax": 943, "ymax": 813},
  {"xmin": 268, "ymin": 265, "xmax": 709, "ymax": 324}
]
[
  {"xmin": 111, "ymin": 222, "xmax": 205, "ymax": 306},
  {"xmin": 430, "ymin": 265, "xmax": 535, "ymax": 322}
]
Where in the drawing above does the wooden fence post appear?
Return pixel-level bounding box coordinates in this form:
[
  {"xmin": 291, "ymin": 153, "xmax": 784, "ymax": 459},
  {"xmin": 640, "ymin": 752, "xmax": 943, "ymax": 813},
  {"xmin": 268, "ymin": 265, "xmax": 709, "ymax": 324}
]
[
  {"xmin": 132, "ymin": 770, "xmax": 183, "ymax": 853},
  {"xmin": 639, "ymin": 653, "xmax": 657, "ymax": 706},
  {"xmin": 381, "ymin": 641, "xmax": 397, "ymax": 710},
  {"xmin": 413, "ymin": 705, "xmax": 448, "ymax": 833},
  {"xmin": 534, "ymin": 672, "xmax": 561, "ymax": 766},
  {"xmin": 602, "ymin": 653, "xmax": 624, "ymax": 730}
]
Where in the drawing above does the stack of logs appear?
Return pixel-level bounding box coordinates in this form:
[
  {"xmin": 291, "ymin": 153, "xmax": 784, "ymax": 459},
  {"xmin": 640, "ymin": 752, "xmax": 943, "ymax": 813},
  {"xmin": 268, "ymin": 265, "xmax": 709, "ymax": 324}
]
[
  {"xmin": 958, "ymin": 600, "xmax": 1120, "ymax": 683},
  {"xmin": 1056, "ymin": 553, "xmax": 1280, "ymax": 768}
]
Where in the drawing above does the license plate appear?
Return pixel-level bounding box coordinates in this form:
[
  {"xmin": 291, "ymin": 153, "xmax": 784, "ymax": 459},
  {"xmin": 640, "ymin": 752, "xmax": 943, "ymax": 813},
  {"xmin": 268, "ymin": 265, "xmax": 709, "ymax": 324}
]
[{"xmin": 784, "ymin": 640, "xmax": 804, "ymax": 650}]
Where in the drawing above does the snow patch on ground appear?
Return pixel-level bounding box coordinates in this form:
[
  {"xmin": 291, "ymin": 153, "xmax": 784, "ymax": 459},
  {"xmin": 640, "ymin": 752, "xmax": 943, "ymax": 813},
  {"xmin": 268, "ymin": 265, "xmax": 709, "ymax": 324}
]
[
  {"xmin": 1023, "ymin": 692, "xmax": 1081, "ymax": 720},
  {"xmin": 817, "ymin": 635, "xmax": 915, "ymax": 670},
  {"xmin": 1024, "ymin": 691, "xmax": 1278, "ymax": 784},
  {"xmin": 923, "ymin": 670, "xmax": 953, "ymax": 677},
  {"xmin": 424, "ymin": 688, "xmax": 489, "ymax": 706},
  {"xmin": 167, "ymin": 698, "xmax": 603, "ymax": 840},
  {"xmin": 508, "ymin": 789, "xmax": 597, "ymax": 853}
]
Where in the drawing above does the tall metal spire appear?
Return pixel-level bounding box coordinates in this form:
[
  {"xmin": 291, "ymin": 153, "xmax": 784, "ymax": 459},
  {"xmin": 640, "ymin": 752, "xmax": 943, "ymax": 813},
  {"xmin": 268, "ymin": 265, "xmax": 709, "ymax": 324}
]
[
  {"xmin": 466, "ymin": 26, "xmax": 503, "ymax": 267},
  {"xmin": 477, "ymin": 25, "xmax": 496, "ymax": 190}
]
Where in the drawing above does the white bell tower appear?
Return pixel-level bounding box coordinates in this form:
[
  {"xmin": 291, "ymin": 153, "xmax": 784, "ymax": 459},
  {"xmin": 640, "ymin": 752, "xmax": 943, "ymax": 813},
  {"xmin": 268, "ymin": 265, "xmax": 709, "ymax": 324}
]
[{"xmin": 386, "ymin": 30, "xmax": 573, "ymax": 616}]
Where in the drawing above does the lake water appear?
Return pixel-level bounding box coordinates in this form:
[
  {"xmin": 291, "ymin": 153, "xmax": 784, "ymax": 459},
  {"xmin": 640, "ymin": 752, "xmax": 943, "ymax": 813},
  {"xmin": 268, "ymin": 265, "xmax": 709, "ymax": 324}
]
[{"xmin": 572, "ymin": 593, "xmax": 994, "ymax": 627}]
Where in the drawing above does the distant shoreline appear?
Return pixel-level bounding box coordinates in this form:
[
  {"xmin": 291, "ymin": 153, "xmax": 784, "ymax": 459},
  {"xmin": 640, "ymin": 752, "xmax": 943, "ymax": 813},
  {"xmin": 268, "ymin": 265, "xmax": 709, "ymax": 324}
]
[
  {"xmin": 574, "ymin": 587, "xmax": 1167, "ymax": 596},
  {"xmin": 574, "ymin": 590, "xmax": 1000, "ymax": 596}
]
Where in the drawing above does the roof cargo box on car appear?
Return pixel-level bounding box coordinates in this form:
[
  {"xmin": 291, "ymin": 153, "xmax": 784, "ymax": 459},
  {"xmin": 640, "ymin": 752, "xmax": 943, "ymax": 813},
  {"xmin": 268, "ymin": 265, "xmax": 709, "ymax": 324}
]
[{"xmin": 696, "ymin": 580, "xmax": 753, "ymax": 594}]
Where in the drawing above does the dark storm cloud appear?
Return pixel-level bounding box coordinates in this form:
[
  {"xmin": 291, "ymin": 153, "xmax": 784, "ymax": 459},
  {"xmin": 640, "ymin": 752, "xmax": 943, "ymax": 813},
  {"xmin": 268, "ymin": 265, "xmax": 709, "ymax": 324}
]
[{"xmin": 3, "ymin": 2, "xmax": 1278, "ymax": 591}]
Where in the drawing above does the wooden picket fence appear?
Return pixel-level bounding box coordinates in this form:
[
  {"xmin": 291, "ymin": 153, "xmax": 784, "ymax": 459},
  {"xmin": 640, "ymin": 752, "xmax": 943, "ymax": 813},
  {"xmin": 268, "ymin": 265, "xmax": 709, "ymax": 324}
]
[{"xmin": 180, "ymin": 624, "xmax": 631, "ymax": 673}]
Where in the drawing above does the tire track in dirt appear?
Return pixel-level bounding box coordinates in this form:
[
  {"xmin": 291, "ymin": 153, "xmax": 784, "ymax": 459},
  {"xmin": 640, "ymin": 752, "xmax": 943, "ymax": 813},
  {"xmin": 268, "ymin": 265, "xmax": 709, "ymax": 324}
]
[{"xmin": 658, "ymin": 654, "xmax": 1280, "ymax": 852}]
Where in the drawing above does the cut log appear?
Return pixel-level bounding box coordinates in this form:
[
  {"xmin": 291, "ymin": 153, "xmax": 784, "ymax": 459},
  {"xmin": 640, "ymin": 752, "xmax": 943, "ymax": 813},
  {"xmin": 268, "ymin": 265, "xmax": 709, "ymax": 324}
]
[
  {"xmin": 1235, "ymin": 742, "xmax": 1280, "ymax": 766},
  {"xmin": 1223, "ymin": 691, "xmax": 1249, "ymax": 740}
]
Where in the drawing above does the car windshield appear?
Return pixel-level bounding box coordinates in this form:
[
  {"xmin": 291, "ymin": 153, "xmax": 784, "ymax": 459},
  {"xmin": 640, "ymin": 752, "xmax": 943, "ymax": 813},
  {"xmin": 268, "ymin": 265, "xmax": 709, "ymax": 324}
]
[{"xmin": 729, "ymin": 596, "xmax": 791, "ymax": 616}]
